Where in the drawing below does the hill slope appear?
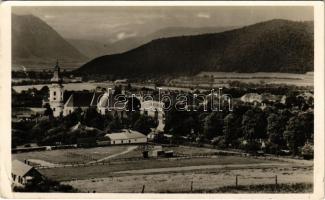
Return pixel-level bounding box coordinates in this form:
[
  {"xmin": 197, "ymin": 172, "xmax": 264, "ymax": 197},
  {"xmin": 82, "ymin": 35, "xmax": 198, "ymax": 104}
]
[
  {"xmin": 76, "ymin": 19, "xmax": 313, "ymax": 77},
  {"xmin": 68, "ymin": 26, "xmax": 236, "ymax": 59},
  {"xmin": 12, "ymin": 14, "xmax": 88, "ymax": 70}
]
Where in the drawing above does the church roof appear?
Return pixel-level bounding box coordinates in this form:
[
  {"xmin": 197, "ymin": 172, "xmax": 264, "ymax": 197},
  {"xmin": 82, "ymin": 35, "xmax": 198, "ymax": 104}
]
[
  {"xmin": 50, "ymin": 60, "xmax": 63, "ymax": 83},
  {"xmin": 65, "ymin": 91, "xmax": 102, "ymax": 108}
]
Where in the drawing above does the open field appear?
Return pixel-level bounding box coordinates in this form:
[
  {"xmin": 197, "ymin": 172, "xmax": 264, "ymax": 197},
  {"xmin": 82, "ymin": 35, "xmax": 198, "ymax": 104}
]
[
  {"xmin": 13, "ymin": 145, "xmax": 313, "ymax": 193},
  {"xmin": 12, "ymin": 146, "xmax": 133, "ymax": 164},
  {"xmin": 196, "ymin": 183, "xmax": 313, "ymax": 193},
  {"xmin": 12, "ymin": 71, "xmax": 314, "ymax": 93},
  {"xmin": 63, "ymin": 165, "xmax": 313, "ymax": 193},
  {"xmin": 39, "ymin": 156, "xmax": 274, "ymax": 181}
]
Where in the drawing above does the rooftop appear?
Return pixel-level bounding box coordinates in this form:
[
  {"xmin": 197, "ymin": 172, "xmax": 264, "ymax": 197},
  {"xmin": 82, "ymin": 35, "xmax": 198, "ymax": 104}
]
[
  {"xmin": 105, "ymin": 129, "xmax": 147, "ymax": 140},
  {"xmin": 12, "ymin": 160, "xmax": 33, "ymax": 177}
]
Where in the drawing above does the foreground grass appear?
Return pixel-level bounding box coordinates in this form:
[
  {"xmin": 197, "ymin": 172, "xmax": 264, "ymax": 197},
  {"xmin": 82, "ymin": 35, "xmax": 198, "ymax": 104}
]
[{"xmin": 193, "ymin": 183, "xmax": 313, "ymax": 193}]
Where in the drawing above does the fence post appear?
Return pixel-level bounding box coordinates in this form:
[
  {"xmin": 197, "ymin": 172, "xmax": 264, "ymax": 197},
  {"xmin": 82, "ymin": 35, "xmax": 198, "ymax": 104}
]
[
  {"xmin": 235, "ymin": 175, "xmax": 238, "ymax": 188},
  {"xmin": 141, "ymin": 185, "xmax": 145, "ymax": 193},
  {"xmin": 275, "ymin": 175, "xmax": 278, "ymax": 189},
  {"xmin": 190, "ymin": 181, "xmax": 193, "ymax": 192}
]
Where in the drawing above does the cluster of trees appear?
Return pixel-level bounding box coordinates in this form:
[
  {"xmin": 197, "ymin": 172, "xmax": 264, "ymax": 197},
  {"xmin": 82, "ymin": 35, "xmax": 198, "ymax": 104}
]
[
  {"xmin": 164, "ymin": 98, "xmax": 313, "ymax": 156},
  {"xmin": 12, "ymin": 103, "xmax": 158, "ymax": 147},
  {"xmin": 12, "ymin": 86, "xmax": 49, "ymax": 107}
]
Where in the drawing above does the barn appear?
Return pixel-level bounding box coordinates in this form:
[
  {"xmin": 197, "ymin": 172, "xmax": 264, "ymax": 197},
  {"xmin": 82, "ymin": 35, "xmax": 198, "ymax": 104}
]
[
  {"xmin": 104, "ymin": 129, "xmax": 147, "ymax": 145},
  {"xmin": 11, "ymin": 160, "xmax": 43, "ymax": 187}
]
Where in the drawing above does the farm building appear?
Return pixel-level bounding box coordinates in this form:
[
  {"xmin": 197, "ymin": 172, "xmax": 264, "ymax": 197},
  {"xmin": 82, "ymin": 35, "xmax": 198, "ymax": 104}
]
[
  {"xmin": 104, "ymin": 129, "xmax": 147, "ymax": 145},
  {"xmin": 11, "ymin": 160, "xmax": 43, "ymax": 187}
]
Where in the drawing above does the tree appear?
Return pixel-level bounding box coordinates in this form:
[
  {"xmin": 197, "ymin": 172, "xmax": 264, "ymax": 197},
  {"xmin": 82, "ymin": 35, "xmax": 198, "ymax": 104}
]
[
  {"xmin": 241, "ymin": 109, "xmax": 267, "ymax": 142},
  {"xmin": 203, "ymin": 112, "xmax": 224, "ymax": 140},
  {"xmin": 223, "ymin": 113, "xmax": 241, "ymax": 147},
  {"xmin": 284, "ymin": 116, "xmax": 307, "ymax": 155},
  {"xmin": 43, "ymin": 103, "xmax": 53, "ymax": 120},
  {"xmin": 83, "ymin": 107, "xmax": 106, "ymax": 130},
  {"xmin": 133, "ymin": 115, "xmax": 157, "ymax": 135},
  {"xmin": 108, "ymin": 111, "xmax": 123, "ymax": 131},
  {"xmin": 267, "ymin": 113, "xmax": 284, "ymax": 145},
  {"xmin": 63, "ymin": 108, "xmax": 82, "ymax": 128}
]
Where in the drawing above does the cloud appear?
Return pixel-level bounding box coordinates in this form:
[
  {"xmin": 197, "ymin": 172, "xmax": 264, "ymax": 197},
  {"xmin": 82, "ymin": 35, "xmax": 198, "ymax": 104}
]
[
  {"xmin": 197, "ymin": 13, "xmax": 211, "ymax": 19},
  {"xmin": 116, "ymin": 31, "xmax": 137, "ymax": 41},
  {"xmin": 43, "ymin": 15, "xmax": 55, "ymax": 19}
]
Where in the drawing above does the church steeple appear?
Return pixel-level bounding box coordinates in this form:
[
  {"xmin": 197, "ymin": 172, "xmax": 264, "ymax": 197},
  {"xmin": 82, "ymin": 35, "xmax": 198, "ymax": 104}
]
[
  {"xmin": 49, "ymin": 59, "xmax": 64, "ymax": 117},
  {"xmin": 51, "ymin": 59, "xmax": 63, "ymax": 84}
]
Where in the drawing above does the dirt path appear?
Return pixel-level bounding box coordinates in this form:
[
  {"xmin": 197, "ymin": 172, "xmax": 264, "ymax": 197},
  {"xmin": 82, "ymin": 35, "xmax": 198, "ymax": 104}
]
[
  {"xmin": 87, "ymin": 146, "xmax": 137, "ymax": 164},
  {"xmin": 113, "ymin": 163, "xmax": 303, "ymax": 175},
  {"xmin": 28, "ymin": 146, "xmax": 138, "ymax": 167},
  {"xmin": 28, "ymin": 159, "xmax": 63, "ymax": 167}
]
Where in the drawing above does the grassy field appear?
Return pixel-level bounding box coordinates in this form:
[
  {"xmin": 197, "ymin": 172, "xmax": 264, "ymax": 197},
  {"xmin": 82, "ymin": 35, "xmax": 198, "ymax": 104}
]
[
  {"xmin": 200, "ymin": 183, "xmax": 313, "ymax": 193},
  {"xmin": 13, "ymin": 145, "xmax": 313, "ymax": 193},
  {"xmin": 113, "ymin": 145, "xmax": 220, "ymax": 160},
  {"xmin": 64, "ymin": 166, "xmax": 313, "ymax": 193},
  {"xmin": 12, "ymin": 146, "xmax": 132, "ymax": 164},
  {"xmin": 40, "ymin": 156, "xmax": 272, "ymax": 181}
]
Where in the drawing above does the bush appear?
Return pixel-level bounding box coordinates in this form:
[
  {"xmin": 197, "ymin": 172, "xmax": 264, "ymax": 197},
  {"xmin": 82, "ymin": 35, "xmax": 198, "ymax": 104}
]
[
  {"xmin": 301, "ymin": 143, "xmax": 313, "ymax": 159},
  {"xmin": 239, "ymin": 140, "xmax": 260, "ymax": 153}
]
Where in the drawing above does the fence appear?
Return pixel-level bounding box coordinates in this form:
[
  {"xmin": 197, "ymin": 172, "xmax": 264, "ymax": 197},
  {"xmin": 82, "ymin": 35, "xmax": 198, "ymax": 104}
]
[{"xmin": 137, "ymin": 175, "xmax": 280, "ymax": 193}]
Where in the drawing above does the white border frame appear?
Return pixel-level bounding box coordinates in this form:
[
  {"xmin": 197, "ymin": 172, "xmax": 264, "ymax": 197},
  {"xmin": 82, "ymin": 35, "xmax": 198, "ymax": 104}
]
[{"xmin": 0, "ymin": 1, "xmax": 324, "ymax": 199}]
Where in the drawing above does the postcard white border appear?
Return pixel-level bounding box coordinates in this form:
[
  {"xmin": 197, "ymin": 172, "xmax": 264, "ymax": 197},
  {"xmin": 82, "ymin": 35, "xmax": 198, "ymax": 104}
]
[{"xmin": 0, "ymin": 1, "xmax": 324, "ymax": 200}]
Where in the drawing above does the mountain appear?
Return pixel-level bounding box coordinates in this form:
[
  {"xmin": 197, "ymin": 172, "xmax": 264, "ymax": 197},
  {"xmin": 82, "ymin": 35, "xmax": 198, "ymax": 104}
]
[
  {"xmin": 67, "ymin": 39, "xmax": 110, "ymax": 59},
  {"xmin": 68, "ymin": 26, "xmax": 236, "ymax": 59},
  {"xmin": 76, "ymin": 19, "xmax": 313, "ymax": 77},
  {"xmin": 12, "ymin": 14, "xmax": 88, "ymax": 70}
]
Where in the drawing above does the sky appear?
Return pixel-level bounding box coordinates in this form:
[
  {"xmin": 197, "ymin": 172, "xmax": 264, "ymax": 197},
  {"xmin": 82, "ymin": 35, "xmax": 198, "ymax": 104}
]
[{"xmin": 12, "ymin": 6, "xmax": 314, "ymax": 42}]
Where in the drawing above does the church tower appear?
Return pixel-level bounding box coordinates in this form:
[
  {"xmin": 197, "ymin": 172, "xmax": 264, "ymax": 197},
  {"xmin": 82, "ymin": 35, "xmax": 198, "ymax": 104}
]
[{"xmin": 49, "ymin": 60, "xmax": 64, "ymax": 117}]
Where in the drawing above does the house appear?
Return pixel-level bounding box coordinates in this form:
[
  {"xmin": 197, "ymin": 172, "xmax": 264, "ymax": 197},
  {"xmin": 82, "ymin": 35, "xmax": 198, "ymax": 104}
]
[
  {"xmin": 12, "ymin": 107, "xmax": 47, "ymax": 122},
  {"xmin": 104, "ymin": 129, "xmax": 147, "ymax": 145},
  {"xmin": 11, "ymin": 160, "xmax": 43, "ymax": 187}
]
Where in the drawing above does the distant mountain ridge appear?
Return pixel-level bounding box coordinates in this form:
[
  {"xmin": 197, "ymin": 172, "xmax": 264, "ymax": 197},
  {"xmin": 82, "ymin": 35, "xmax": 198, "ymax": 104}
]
[
  {"xmin": 68, "ymin": 26, "xmax": 237, "ymax": 59},
  {"xmin": 76, "ymin": 19, "xmax": 314, "ymax": 77},
  {"xmin": 12, "ymin": 14, "xmax": 88, "ymax": 70}
]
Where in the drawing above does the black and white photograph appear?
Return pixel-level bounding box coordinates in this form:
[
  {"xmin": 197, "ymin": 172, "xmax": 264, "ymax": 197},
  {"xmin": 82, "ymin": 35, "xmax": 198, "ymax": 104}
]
[{"xmin": 0, "ymin": 1, "xmax": 324, "ymax": 198}]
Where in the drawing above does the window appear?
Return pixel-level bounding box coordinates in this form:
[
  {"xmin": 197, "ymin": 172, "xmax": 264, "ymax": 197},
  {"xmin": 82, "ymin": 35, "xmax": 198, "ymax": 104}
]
[
  {"xmin": 121, "ymin": 140, "xmax": 123, "ymax": 144},
  {"xmin": 53, "ymin": 97, "xmax": 56, "ymax": 100},
  {"xmin": 53, "ymin": 91, "xmax": 56, "ymax": 96},
  {"xmin": 113, "ymin": 141, "xmax": 115, "ymax": 144},
  {"xmin": 53, "ymin": 108, "xmax": 56, "ymax": 111},
  {"xmin": 129, "ymin": 140, "xmax": 131, "ymax": 143}
]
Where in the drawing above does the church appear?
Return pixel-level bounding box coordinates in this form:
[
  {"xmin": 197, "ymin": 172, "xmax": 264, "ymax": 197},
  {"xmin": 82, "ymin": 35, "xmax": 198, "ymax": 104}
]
[
  {"xmin": 49, "ymin": 61, "xmax": 107, "ymax": 117},
  {"xmin": 48, "ymin": 61, "xmax": 164, "ymax": 130}
]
